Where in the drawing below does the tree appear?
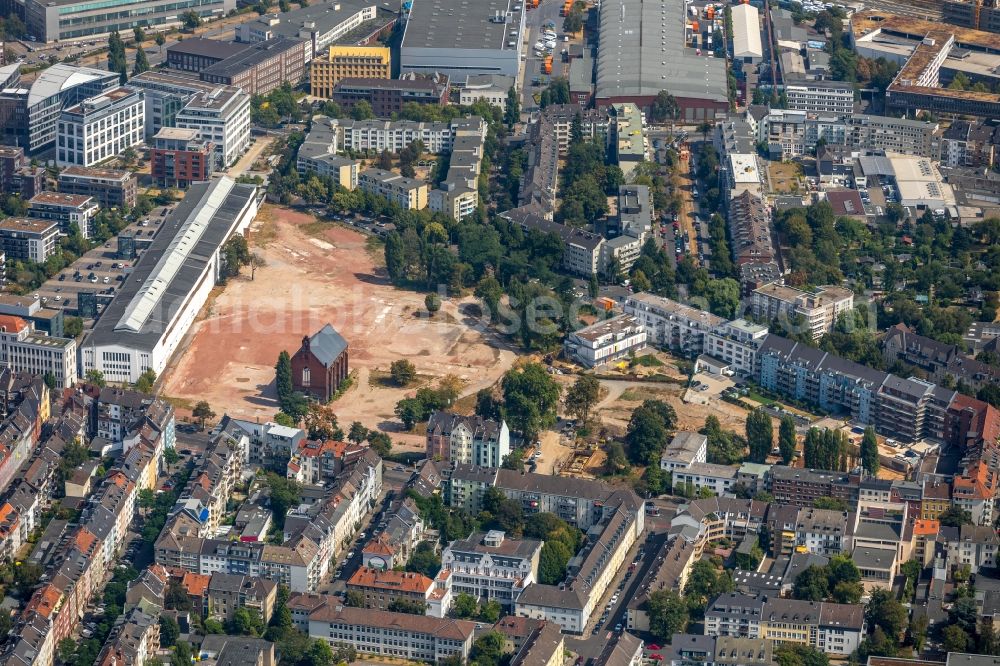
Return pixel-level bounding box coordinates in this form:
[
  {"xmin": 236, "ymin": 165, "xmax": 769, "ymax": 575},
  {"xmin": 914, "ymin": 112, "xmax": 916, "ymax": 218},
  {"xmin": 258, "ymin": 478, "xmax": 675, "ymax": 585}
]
[
  {"xmin": 155, "ymin": 33, "xmax": 166, "ymax": 47},
  {"xmin": 347, "ymin": 422, "xmax": 368, "ymax": 444},
  {"xmin": 778, "ymin": 415, "xmax": 796, "ymax": 464},
  {"xmin": 646, "ymin": 590, "xmax": 688, "ymax": 640},
  {"xmin": 159, "ymin": 614, "xmax": 180, "ymax": 647},
  {"xmin": 501, "ymin": 363, "xmax": 561, "ymax": 441},
  {"xmin": 305, "ymin": 640, "xmax": 334, "ymax": 666},
  {"xmin": 192, "ymin": 400, "xmax": 215, "ymax": 430},
  {"xmin": 58, "ymin": 638, "xmax": 76, "ymax": 664},
  {"xmin": 275, "ymin": 351, "xmax": 293, "ymax": 404},
  {"xmin": 351, "ymin": 100, "xmax": 374, "ymax": 121},
  {"xmin": 451, "ymin": 593, "xmax": 478, "ymax": 618},
  {"xmin": 344, "ymin": 589, "xmax": 364, "ymax": 607},
  {"xmin": 650, "ymin": 90, "xmax": 679, "ymax": 124},
  {"xmin": 107, "ymin": 30, "xmax": 127, "ymax": 82},
  {"xmin": 135, "ymin": 368, "xmax": 157, "ymax": 394},
  {"xmin": 383, "ymin": 231, "xmax": 406, "ymax": 284},
  {"xmin": 939, "ymin": 506, "xmax": 973, "ymax": 527},
  {"xmin": 479, "ymin": 599, "xmax": 502, "ymax": 623},
  {"xmin": 624, "ymin": 399, "xmax": 677, "ymax": 465},
  {"xmin": 133, "ymin": 26, "xmax": 145, "ymax": 42},
  {"xmin": 64, "ymin": 316, "xmax": 84, "ymax": 338},
  {"xmin": 943, "ymin": 624, "xmax": 972, "ymax": 653},
  {"xmin": 249, "ymin": 253, "xmax": 266, "ymax": 280},
  {"xmin": 132, "ymin": 46, "xmax": 150, "ymax": 75},
  {"xmin": 501, "ymin": 448, "xmax": 525, "ymax": 471},
  {"xmin": 860, "ymin": 426, "xmax": 879, "ymax": 477},
  {"xmin": 775, "ymin": 644, "xmax": 829, "ymax": 666},
  {"xmin": 793, "ymin": 565, "xmax": 830, "ymax": 601},
  {"xmin": 745, "ymin": 408, "xmax": 773, "ymax": 463},
  {"xmin": 390, "ymin": 359, "xmax": 417, "ymax": 386},
  {"xmin": 565, "ymin": 375, "xmax": 600, "ymax": 423},
  {"xmin": 425, "ymin": 292, "xmax": 441, "ymax": 315},
  {"xmin": 504, "ymin": 86, "xmax": 520, "ymax": 127},
  {"xmin": 865, "ymin": 588, "xmax": 908, "ymax": 639},
  {"xmin": 367, "ymin": 430, "xmax": 392, "ymax": 458},
  {"xmin": 538, "ymin": 540, "xmax": 572, "ymax": 584},
  {"xmin": 86, "ymin": 369, "xmax": 107, "ymax": 388},
  {"xmin": 406, "ymin": 541, "xmax": 441, "ymax": 577},
  {"xmin": 182, "ymin": 9, "xmax": 202, "ymax": 28},
  {"xmin": 265, "ymin": 473, "xmax": 301, "ymax": 529}
]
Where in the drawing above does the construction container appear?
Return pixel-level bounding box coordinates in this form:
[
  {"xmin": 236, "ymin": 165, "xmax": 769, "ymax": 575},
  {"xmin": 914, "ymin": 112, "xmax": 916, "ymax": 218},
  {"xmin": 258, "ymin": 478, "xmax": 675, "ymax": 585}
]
[{"xmin": 595, "ymin": 297, "xmax": 615, "ymax": 311}]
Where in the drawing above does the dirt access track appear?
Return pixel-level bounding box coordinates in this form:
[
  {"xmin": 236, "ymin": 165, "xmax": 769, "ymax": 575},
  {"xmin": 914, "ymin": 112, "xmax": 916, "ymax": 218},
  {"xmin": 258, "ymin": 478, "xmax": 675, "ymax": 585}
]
[{"xmin": 161, "ymin": 205, "xmax": 517, "ymax": 450}]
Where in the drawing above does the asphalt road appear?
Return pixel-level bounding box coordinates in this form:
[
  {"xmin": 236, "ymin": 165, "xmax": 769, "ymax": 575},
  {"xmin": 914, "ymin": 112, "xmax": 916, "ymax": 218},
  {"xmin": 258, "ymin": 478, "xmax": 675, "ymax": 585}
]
[
  {"xmin": 520, "ymin": 0, "xmax": 564, "ymax": 113},
  {"xmin": 566, "ymin": 530, "xmax": 670, "ymax": 660}
]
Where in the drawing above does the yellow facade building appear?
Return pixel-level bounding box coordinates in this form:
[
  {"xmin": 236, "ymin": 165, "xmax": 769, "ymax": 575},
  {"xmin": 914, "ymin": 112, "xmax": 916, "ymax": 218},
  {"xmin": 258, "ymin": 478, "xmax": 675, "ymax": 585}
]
[{"xmin": 310, "ymin": 45, "xmax": 391, "ymax": 98}]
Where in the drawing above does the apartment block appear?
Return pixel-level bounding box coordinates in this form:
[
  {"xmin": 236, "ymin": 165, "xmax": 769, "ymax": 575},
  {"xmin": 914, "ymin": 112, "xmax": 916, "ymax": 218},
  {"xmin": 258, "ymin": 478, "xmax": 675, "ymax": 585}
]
[
  {"xmin": 846, "ymin": 114, "xmax": 939, "ymax": 158},
  {"xmin": 624, "ymin": 293, "xmax": 726, "ymax": 357},
  {"xmin": 939, "ymin": 120, "xmax": 997, "ymax": 168},
  {"xmin": 0, "ymin": 218, "xmax": 60, "ymax": 264},
  {"xmin": 28, "ymin": 192, "xmax": 98, "ymax": 239},
  {"xmin": 515, "ymin": 491, "xmax": 643, "ymax": 633},
  {"xmin": 151, "ymin": 127, "xmax": 217, "ymax": 188},
  {"xmin": 174, "ymin": 87, "xmax": 252, "ymax": 168},
  {"xmin": 310, "ymin": 46, "xmax": 391, "ymax": 97},
  {"xmin": 563, "ymin": 314, "xmax": 647, "ymax": 368},
  {"xmin": 206, "ymin": 573, "xmax": 277, "ymax": 623},
  {"xmin": 750, "ymin": 282, "xmax": 854, "ymax": 342},
  {"xmin": 57, "ymin": 166, "xmax": 137, "ymax": 209},
  {"xmin": 429, "ymin": 117, "xmax": 488, "ymax": 221},
  {"xmin": 331, "ymin": 75, "xmax": 448, "ymax": 117},
  {"xmin": 56, "ymin": 87, "xmax": 145, "ymax": 167},
  {"xmin": 500, "ymin": 208, "xmax": 606, "ymax": 277},
  {"xmin": 296, "ymin": 116, "xmax": 359, "ymax": 190},
  {"xmin": 358, "ymin": 168, "xmax": 427, "ymax": 209},
  {"xmin": 337, "ymin": 118, "xmax": 456, "ymax": 154},
  {"xmin": 704, "ymin": 318, "xmax": 769, "ymax": 378},
  {"xmin": 426, "ymin": 411, "xmax": 510, "ymax": 467},
  {"xmin": 0, "ymin": 146, "xmax": 44, "ymax": 199}
]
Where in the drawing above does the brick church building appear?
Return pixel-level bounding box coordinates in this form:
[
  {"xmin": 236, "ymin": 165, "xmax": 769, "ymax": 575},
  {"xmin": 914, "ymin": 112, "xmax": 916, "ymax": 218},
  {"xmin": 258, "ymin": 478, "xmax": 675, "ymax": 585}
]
[{"xmin": 291, "ymin": 324, "xmax": 349, "ymax": 402}]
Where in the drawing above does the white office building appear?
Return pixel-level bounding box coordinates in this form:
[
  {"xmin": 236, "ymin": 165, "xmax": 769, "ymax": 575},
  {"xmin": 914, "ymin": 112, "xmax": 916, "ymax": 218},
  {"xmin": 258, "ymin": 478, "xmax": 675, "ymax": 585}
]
[
  {"xmin": 174, "ymin": 87, "xmax": 251, "ymax": 168},
  {"xmin": 56, "ymin": 87, "xmax": 145, "ymax": 167},
  {"xmin": 785, "ymin": 80, "xmax": 856, "ymax": 115},
  {"xmin": 0, "ymin": 315, "xmax": 77, "ymax": 389}
]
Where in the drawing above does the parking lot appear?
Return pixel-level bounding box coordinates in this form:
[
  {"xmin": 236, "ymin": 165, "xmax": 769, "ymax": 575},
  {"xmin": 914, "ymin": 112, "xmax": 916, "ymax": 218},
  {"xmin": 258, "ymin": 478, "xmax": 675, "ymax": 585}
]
[{"xmin": 29, "ymin": 204, "xmax": 173, "ymax": 321}]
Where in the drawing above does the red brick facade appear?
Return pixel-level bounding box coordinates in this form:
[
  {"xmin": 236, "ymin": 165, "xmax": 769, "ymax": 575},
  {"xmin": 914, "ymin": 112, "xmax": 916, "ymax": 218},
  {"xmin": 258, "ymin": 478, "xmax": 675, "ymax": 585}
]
[{"xmin": 291, "ymin": 331, "xmax": 349, "ymax": 403}]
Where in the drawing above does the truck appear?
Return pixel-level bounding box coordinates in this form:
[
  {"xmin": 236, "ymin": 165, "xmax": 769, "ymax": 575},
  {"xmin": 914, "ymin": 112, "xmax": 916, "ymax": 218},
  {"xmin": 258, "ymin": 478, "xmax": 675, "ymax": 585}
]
[
  {"xmin": 689, "ymin": 4, "xmax": 698, "ymax": 15},
  {"xmin": 706, "ymin": 5, "xmax": 715, "ymax": 19},
  {"xmin": 543, "ymin": 55, "xmax": 553, "ymax": 74}
]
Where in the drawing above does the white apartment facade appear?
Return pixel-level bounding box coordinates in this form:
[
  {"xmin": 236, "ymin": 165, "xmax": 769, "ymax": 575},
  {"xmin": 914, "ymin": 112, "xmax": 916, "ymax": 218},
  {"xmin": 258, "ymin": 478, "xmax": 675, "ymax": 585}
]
[
  {"xmin": 563, "ymin": 314, "xmax": 647, "ymax": 368},
  {"xmin": 704, "ymin": 319, "xmax": 769, "ymax": 377},
  {"xmin": 174, "ymin": 88, "xmax": 252, "ymax": 167},
  {"xmin": 437, "ymin": 530, "xmax": 542, "ymax": 613},
  {"xmin": 751, "ymin": 283, "xmax": 854, "ymax": 342},
  {"xmin": 624, "ymin": 293, "xmax": 726, "ymax": 357},
  {"xmin": 56, "ymin": 87, "xmax": 145, "ymax": 167},
  {"xmin": 337, "ymin": 119, "xmax": 454, "ymax": 154}
]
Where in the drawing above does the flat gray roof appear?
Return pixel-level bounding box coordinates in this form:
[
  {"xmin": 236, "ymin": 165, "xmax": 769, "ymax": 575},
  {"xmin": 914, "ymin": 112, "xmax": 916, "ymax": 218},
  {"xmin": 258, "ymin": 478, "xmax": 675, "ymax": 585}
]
[
  {"xmin": 403, "ymin": 0, "xmax": 523, "ymax": 50},
  {"xmin": 86, "ymin": 178, "xmax": 256, "ymax": 353},
  {"xmin": 596, "ymin": 0, "xmax": 728, "ymax": 102}
]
